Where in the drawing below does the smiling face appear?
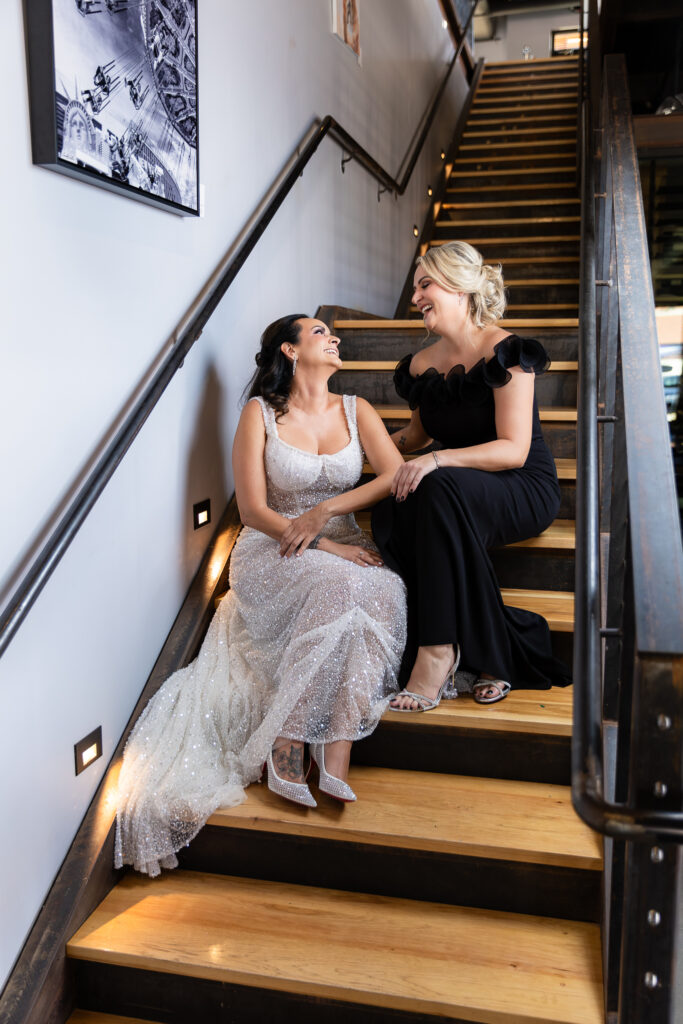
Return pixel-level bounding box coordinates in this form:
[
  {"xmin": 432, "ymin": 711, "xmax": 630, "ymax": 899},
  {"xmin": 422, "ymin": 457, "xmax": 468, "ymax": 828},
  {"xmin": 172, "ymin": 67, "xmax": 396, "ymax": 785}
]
[
  {"xmin": 412, "ymin": 267, "xmax": 466, "ymax": 335},
  {"xmin": 282, "ymin": 318, "xmax": 341, "ymax": 373}
]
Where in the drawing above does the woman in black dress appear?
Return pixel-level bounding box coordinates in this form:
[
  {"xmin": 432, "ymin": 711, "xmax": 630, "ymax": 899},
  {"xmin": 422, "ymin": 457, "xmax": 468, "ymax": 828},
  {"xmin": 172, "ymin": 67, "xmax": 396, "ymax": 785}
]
[{"xmin": 372, "ymin": 241, "xmax": 571, "ymax": 709}]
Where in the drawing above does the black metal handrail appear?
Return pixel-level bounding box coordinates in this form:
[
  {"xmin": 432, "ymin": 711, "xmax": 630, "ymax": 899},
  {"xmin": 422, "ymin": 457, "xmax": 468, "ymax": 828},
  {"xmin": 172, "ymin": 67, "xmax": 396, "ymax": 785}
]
[
  {"xmin": 0, "ymin": 1, "xmax": 478, "ymax": 659},
  {"xmin": 572, "ymin": 4, "xmax": 683, "ymax": 842}
]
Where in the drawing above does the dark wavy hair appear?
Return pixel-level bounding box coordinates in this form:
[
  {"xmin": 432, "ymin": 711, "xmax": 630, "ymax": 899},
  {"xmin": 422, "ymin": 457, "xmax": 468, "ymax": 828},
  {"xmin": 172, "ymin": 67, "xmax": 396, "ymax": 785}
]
[{"xmin": 244, "ymin": 314, "xmax": 308, "ymax": 419}]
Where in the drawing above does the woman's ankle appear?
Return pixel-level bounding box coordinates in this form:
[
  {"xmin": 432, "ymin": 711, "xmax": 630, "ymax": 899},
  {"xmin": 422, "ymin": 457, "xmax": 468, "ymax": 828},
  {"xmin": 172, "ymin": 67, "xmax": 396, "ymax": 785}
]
[{"xmin": 272, "ymin": 739, "xmax": 305, "ymax": 781}]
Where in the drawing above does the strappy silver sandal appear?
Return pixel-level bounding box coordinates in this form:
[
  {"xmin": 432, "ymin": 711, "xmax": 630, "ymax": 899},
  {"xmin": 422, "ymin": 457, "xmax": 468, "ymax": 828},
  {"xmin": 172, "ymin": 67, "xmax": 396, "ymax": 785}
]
[
  {"xmin": 389, "ymin": 646, "xmax": 460, "ymax": 713},
  {"xmin": 473, "ymin": 678, "xmax": 511, "ymax": 704}
]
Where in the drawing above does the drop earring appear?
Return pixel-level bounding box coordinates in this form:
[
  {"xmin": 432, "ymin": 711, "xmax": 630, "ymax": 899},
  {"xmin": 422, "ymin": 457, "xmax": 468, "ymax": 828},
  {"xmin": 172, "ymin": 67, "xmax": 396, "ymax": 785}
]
[{"xmin": 292, "ymin": 354, "xmax": 298, "ymax": 376}]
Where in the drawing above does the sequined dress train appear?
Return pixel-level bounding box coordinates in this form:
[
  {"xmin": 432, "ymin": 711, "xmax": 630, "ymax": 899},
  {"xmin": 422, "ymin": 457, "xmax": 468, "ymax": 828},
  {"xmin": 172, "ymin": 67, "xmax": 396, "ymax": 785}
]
[{"xmin": 115, "ymin": 395, "xmax": 407, "ymax": 876}]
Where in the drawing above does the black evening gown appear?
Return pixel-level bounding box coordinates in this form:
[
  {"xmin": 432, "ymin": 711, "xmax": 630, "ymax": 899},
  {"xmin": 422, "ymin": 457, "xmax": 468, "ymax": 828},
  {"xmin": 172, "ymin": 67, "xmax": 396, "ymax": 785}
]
[{"xmin": 371, "ymin": 335, "xmax": 572, "ymax": 690}]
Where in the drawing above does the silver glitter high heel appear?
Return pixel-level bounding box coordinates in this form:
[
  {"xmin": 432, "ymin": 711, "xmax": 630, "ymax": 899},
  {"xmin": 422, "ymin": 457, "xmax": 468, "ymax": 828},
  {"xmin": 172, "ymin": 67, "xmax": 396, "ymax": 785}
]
[
  {"xmin": 389, "ymin": 644, "xmax": 461, "ymax": 713},
  {"xmin": 309, "ymin": 743, "xmax": 357, "ymax": 803},
  {"xmin": 264, "ymin": 748, "xmax": 317, "ymax": 808}
]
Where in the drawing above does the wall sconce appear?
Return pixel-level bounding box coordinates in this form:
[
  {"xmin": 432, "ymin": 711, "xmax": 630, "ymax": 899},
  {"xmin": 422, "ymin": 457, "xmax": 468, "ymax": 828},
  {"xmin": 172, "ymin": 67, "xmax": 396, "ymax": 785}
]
[
  {"xmin": 74, "ymin": 726, "xmax": 102, "ymax": 776},
  {"xmin": 427, "ymin": 186, "xmax": 433, "ymax": 197},
  {"xmin": 193, "ymin": 499, "xmax": 211, "ymax": 530},
  {"xmin": 440, "ymin": 150, "xmax": 446, "ymax": 160},
  {"xmin": 413, "ymin": 225, "xmax": 419, "ymax": 237}
]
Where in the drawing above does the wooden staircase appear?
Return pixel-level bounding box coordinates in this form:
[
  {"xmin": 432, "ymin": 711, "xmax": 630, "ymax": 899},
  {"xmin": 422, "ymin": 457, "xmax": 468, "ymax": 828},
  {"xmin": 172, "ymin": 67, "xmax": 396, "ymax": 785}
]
[{"xmin": 64, "ymin": 56, "xmax": 605, "ymax": 1024}]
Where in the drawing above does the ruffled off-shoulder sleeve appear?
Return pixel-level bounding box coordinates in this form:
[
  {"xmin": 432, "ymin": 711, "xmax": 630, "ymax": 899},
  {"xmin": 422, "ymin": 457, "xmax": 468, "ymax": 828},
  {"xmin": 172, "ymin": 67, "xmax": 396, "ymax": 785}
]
[
  {"xmin": 482, "ymin": 335, "xmax": 550, "ymax": 389},
  {"xmin": 394, "ymin": 353, "xmax": 417, "ymax": 404}
]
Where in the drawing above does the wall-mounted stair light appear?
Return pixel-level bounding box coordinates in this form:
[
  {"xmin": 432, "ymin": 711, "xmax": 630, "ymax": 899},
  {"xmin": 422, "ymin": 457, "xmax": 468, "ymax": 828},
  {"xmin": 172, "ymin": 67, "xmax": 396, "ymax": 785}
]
[
  {"xmin": 74, "ymin": 726, "xmax": 102, "ymax": 776},
  {"xmin": 442, "ymin": 19, "xmax": 448, "ymax": 29},
  {"xmin": 440, "ymin": 150, "xmax": 446, "ymax": 160},
  {"xmin": 427, "ymin": 186, "xmax": 433, "ymax": 197},
  {"xmin": 193, "ymin": 498, "xmax": 211, "ymax": 530},
  {"xmin": 412, "ymin": 225, "xmax": 419, "ymax": 237}
]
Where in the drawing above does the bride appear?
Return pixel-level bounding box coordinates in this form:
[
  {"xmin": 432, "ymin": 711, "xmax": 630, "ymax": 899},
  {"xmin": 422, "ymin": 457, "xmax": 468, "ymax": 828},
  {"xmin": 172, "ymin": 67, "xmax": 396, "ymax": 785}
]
[{"xmin": 115, "ymin": 314, "xmax": 407, "ymax": 876}]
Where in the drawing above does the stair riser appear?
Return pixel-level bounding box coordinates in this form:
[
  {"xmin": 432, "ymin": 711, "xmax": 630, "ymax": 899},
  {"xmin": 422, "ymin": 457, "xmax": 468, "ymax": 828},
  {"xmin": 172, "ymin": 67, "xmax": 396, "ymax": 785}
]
[
  {"xmin": 462, "ymin": 129, "xmax": 577, "ymax": 144},
  {"xmin": 330, "ymin": 369, "xmax": 577, "ymax": 406},
  {"xmin": 491, "ymin": 548, "xmax": 575, "ymax": 591},
  {"xmin": 335, "ymin": 328, "xmax": 578, "ymax": 360},
  {"xmin": 456, "ymin": 149, "xmax": 576, "ymax": 169},
  {"xmin": 372, "ymin": 422, "xmax": 577, "ymax": 462},
  {"xmin": 455, "ymin": 159, "xmax": 575, "ymax": 176},
  {"xmin": 481, "ymin": 70, "xmax": 579, "ymax": 83},
  {"xmin": 176, "ymin": 827, "xmax": 600, "ymax": 923},
  {"xmin": 433, "ymin": 220, "xmax": 579, "ymax": 240},
  {"xmin": 356, "ymin": 711, "xmax": 572, "ymax": 784},
  {"xmin": 440, "ymin": 202, "xmax": 580, "ymax": 219},
  {"xmin": 449, "ymin": 169, "xmax": 576, "ymax": 188},
  {"xmin": 73, "ymin": 961, "xmax": 490, "ymax": 1024},
  {"xmin": 467, "ymin": 117, "xmax": 578, "ymax": 133},
  {"xmin": 434, "ymin": 238, "xmax": 580, "ymax": 258},
  {"xmin": 447, "ymin": 185, "xmax": 578, "ymax": 202}
]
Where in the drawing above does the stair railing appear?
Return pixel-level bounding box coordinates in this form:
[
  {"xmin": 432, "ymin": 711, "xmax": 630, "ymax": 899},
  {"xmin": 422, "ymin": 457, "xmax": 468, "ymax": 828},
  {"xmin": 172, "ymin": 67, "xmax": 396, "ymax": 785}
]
[
  {"xmin": 574, "ymin": 4, "xmax": 683, "ymax": 1019},
  {"xmin": 0, "ymin": 0, "xmax": 479, "ymax": 661}
]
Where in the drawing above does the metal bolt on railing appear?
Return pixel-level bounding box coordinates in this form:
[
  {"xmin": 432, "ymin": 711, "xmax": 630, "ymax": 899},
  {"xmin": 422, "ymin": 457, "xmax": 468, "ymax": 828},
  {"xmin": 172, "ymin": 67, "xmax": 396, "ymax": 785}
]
[
  {"xmin": 596, "ymin": 279, "xmax": 613, "ymax": 286},
  {"xmin": 644, "ymin": 972, "xmax": 660, "ymax": 989},
  {"xmin": 657, "ymin": 714, "xmax": 672, "ymax": 731},
  {"xmin": 648, "ymin": 910, "xmax": 662, "ymax": 927},
  {"xmin": 653, "ymin": 782, "xmax": 669, "ymax": 798},
  {"xmin": 651, "ymin": 847, "xmax": 665, "ymax": 863}
]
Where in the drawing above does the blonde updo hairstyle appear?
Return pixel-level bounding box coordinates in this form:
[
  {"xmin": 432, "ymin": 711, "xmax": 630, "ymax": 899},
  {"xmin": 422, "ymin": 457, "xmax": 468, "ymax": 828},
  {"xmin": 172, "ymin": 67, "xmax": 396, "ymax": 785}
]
[{"xmin": 416, "ymin": 241, "xmax": 506, "ymax": 327}]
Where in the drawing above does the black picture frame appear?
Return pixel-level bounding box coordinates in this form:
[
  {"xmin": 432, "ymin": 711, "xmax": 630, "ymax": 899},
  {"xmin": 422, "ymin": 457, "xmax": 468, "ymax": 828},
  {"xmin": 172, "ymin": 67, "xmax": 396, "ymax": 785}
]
[{"xmin": 25, "ymin": 0, "xmax": 199, "ymax": 216}]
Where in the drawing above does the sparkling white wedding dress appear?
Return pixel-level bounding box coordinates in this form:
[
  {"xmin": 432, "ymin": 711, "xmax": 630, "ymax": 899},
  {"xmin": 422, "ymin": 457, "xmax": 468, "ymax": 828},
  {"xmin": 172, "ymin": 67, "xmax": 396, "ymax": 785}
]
[{"xmin": 115, "ymin": 395, "xmax": 407, "ymax": 876}]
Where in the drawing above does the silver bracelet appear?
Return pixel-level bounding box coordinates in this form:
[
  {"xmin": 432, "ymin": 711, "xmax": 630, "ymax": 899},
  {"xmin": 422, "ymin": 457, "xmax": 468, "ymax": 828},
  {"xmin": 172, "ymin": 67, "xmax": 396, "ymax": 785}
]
[
  {"xmin": 309, "ymin": 533, "xmax": 324, "ymax": 549},
  {"xmin": 432, "ymin": 451, "xmax": 441, "ymax": 470}
]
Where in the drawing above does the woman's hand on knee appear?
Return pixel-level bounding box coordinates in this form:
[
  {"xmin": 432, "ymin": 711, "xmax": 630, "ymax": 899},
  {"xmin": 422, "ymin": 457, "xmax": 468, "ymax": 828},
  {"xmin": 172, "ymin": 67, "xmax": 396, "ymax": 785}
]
[
  {"xmin": 279, "ymin": 504, "xmax": 332, "ymax": 557},
  {"xmin": 391, "ymin": 454, "xmax": 437, "ymax": 502},
  {"xmin": 325, "ymin": 541, "xmax": 384, "ymax": 567}
]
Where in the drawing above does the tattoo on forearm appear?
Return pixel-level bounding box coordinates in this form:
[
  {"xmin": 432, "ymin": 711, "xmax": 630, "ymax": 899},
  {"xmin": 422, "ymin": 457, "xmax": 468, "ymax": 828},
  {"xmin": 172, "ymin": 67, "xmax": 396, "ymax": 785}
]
[{"xmin": 273, "ymin": 743, "xmax": 304, "ymax": 781}]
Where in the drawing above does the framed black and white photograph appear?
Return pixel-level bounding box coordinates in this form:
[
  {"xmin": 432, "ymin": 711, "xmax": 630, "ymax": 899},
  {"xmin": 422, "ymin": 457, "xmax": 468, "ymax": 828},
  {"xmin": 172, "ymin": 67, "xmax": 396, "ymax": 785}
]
[{"xmin": 26, "ymin": 0, "xmax": 198, "ymax": 215}]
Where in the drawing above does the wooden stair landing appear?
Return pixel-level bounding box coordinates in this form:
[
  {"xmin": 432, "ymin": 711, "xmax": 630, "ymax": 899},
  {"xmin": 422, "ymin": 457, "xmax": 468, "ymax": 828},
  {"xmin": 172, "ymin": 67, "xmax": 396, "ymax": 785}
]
[
  {"xmin": 67, "ymin": 871, "xmax": 603, "ymax": 1024},
  {"xmin": 209, "ymin": 765, "xmax": 601, "ymax": 870}
]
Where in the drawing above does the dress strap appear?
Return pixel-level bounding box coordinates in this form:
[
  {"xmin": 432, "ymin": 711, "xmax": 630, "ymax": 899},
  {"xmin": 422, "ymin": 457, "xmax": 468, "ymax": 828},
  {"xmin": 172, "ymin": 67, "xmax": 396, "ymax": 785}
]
[
  {"xmin": 342, "ymin": 394, "xmax": 359, "ymax": 442},
  {"xmin": 251, "ymin": 396, "xmax": 277, "ymax": 438}
]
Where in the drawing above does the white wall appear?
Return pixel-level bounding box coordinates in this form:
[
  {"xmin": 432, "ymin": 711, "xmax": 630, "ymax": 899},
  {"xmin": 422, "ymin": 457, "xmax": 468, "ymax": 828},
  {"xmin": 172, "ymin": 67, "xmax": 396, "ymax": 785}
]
[
  {"xmin": 0, "ymin": 0, "xmax": 467, "ymax": 991},
  {"xmin": 475, "ymin": 7, "xmax": 579, "ymax": 63}
]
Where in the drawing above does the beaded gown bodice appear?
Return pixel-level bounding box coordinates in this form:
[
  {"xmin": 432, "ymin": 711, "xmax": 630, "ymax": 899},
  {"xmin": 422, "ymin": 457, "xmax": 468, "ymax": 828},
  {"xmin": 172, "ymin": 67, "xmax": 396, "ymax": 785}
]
[{"xmin": 255, "ymin": 394, "xmax": 365, "ymax": 540}]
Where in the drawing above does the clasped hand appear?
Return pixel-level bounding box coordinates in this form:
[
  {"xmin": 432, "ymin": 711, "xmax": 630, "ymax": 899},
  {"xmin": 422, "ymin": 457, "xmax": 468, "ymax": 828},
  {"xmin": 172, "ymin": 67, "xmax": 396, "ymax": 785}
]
[
  {"xmin": 391, "ymin": 453, "xmax": 437, "ymax": 502},
  {"xmin": 279, "ymin": 504, "xmax": 331, "ymax": 557}
]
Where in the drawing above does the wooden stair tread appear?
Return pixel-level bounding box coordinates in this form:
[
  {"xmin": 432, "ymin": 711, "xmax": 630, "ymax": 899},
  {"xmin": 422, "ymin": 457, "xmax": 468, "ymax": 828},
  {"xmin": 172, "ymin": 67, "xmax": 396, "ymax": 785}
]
[
  {"xmin": 457, "ymin": 155, "xmax": 575, "ymax": 165},
  {"xmin": 334, "ymin": 319, "xmax": 579, "ymax": 329},
  {"xmin": 67, "ymin": 871, "xmax": 603, "ymax": 1023},
  {"xmin": 209, "ymin": 766, "xmax": 602, "ymax": 870},
  {"xmin": 380, "ymin": 685, "xmax": 574, "ymax": 738},
  {"xmin": 502, "ymin": 588, "xmax": 574, "ymax": 631},
  {"xmin": 68, "ymin": 1015, "xmax": 157, "ymax": 1024},
  {"xmin": 339, "ymin": 360, "xmax": 577, "ymax": 372}
]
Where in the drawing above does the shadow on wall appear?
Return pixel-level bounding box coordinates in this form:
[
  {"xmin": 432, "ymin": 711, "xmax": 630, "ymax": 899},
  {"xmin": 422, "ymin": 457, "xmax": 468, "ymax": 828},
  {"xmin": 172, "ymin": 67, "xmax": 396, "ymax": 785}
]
[{"xmin": 182, "ymin": 362, "xmax": 229, "ymax": 589}]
